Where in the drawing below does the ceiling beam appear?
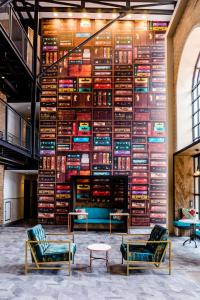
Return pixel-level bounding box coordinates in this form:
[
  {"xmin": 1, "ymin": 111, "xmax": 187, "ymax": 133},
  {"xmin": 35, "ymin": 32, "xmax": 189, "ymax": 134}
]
[
  {"xmin": 87, "ymin": 0, "xmax": 125, "ymax": 9},
  {"xmin": 15, "ymin": 6, "xmax": 174, "ymax": 15},
  {"xmin": 21, "ymin": 0, "xmax": 176, "ymax": 2}
]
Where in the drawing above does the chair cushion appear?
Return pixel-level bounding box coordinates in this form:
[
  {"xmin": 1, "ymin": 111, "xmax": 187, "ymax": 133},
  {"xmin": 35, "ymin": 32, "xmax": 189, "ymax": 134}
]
[
  {"xmin": 196, "ymin": 229, "xmax": 200, "ymax": 237},
  {"xmin": 27, "ymin": 224, "xmax": 49, "ymax": 261},
  {"xmin": 120, "ymin": 244, "xmax": 154, "ymax": 262},
  {"xmin": 42, "ymin": 243, "xmax": 76, "ymax": 262},
  {"xmin": 74, "ymin": 218, "xmax": 124, "ymax": 224},
  {"xmin": 146, "ymin": 225, "xmax": 168, "ymax": 253}
]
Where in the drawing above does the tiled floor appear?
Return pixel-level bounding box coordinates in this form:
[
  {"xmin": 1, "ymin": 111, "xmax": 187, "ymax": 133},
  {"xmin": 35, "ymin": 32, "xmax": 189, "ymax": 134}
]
[{"xmin": 1, "ymin": 226, "xmax": 200, "ymax": 300}]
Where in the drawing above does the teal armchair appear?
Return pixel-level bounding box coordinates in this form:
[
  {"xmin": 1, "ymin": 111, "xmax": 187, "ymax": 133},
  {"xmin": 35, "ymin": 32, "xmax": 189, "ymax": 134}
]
[
  {"xmin": 120, "ymin": 225, "xmax": 172, "ymax": 275},
  {"xmin": 25, "ymin": 224, "xmax": 76, "ymax": 275}
]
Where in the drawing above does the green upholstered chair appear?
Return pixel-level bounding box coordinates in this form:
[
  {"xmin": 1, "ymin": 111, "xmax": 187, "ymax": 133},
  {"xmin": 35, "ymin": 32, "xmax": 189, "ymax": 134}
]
[
  {"xmin": 25, "ymin": 224, "xmax": 76, "ymax": 275},
  {"xmin": 120, "ymin": 225, "xmax": 172, "ymax": 275}
]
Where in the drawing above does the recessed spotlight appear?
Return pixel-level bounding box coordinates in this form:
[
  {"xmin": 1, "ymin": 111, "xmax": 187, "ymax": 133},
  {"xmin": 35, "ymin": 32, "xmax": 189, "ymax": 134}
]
[
  {"xmin": 83, "ymin": 12, "xmax": 87, "ymax": 18},
  {"xmin": 68, "ymin": 12, "xmax": 73, "ymax": 17},
  {"xmin": 112, "ymin": 13, "xmax": 117, "ymax": 18},
  {"xmin": 1, "ymin": 76, "xmax": 5, "ymax": 79},
  {"xmin": 53, "ymin": 12, "xmax": 58, "ymax": 17},
  {"xmin": 27, "ymin": 106, "xmax": 30, "ymax": 110},
  {"xmin": 142, "ymin": 14, "xmax": 147, "ymax": 20},
  {"xmin": 97, "ymin": 13, "xmax": 102, "ymax": 18},
  {"xmin": 127, "ymin": 14, "xmax": 132, "ymax": 19}
]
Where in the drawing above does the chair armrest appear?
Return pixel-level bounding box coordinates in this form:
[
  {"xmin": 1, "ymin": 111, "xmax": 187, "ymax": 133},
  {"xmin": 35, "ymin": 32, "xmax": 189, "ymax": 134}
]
[
  {"xmin": 125, "ymin": 240, "xmax": 171, "ymax": 245},
  {"xmin": 121, "ymin": 233, "xmax": 150, "ymax": 243},
  {"xmin": 46, "ymin": 233, "xmax": 74, "ymax": 242},
  {"xmin": 26, "ymin": 240, "xmax": 72, "ymax": 244}
]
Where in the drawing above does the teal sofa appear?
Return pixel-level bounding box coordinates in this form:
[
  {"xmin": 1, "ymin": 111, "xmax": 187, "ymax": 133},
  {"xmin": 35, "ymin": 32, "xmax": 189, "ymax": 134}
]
[
  {"xmin": 25, "ymin": 224, "xmax": 76, "ymax": 275},
  {"xmin": 120, "ymin": 225, "xmax": 171, "ymax": 275},
  {"xmin": 73, "ymin": 207, "xmax": 126, "ymax": 231}
]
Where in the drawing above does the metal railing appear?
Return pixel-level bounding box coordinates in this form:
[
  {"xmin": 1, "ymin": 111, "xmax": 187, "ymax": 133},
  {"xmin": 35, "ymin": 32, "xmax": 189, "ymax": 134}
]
[
  {"xmin": 0, "ymin": 97, "xmax": 38, "ymax": 154},
  {"xmin": 0, "ymin": 5, "xmax": 40, "ymax": 74}
]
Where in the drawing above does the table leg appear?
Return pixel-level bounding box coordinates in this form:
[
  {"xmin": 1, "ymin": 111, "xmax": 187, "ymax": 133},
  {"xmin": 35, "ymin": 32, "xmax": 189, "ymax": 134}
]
[
  {"xmin": 106, "ymin": 251, "xmax": 108, "ymax": 267},
  {"xmin": 127, "ymin": 216, "xmax": 129, "ymax": 233},
  {"xmin": 90, "ymin": 250, "xmax": 92, "ymax": 268},
  {"xmin": 86, "ymin": 216, "xmax": 88, "ymax": 232},
  {"xmin": 68, "ymin": 214, "xmax": 70, "ymax": 233},
  {"xmin": 110, "ymin": 216, "xmax": 111, "ymax": 234}
]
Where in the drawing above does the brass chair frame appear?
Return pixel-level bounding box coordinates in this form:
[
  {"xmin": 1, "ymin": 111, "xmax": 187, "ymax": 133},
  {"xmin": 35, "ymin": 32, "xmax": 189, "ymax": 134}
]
[
  {"xmin": 25, "ymin": 233, "xmax": 74, "ymax": 276},
  {"xmin": 121, "ymin": 233, "xmax": 172, "ymax": 276}
]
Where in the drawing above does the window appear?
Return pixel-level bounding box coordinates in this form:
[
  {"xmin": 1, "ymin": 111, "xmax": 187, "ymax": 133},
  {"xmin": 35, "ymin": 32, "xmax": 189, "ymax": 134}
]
[
  {"xmin": 194, "ymin": 156, "xmax": 200, "ymax": 215},
  {"xmin": 192, "ymin": 53, "xmax": 200, "ymax": 141}
]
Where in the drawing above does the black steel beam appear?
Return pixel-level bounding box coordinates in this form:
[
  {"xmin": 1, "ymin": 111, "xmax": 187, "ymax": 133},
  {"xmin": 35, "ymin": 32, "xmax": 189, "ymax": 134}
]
[
  {"xmin": 21, "ymin": 0, "xmax": 176, "ymax": 2},
  {"xmin": 0, "ymin": 0, "xmax": 14, "ymax": 8},
  {"xmin": 38, "ymin": 12, "xmax": 125, "ymax": 78},
  {"xmin": 15, "ymin": 6, "xmax": 174, "ymax": 14},
  {"xmin": 39, "ymin": 0, "xmax": 81, "ymax": 7},
  {"xmin": 31, "ymin": 0, "xmax": 39, "ymax": 158},
  {"xmin": 130, "ymin": 1, "xmax": 176, "ymax": 9},
  {"xmin": 87, "ymin": 0, "xmax": 125, "ymax": 9}
]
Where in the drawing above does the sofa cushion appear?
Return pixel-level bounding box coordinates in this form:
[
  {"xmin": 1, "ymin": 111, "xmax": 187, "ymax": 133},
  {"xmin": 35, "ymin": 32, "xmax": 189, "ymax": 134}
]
[
  {"xmin": 83, "ymin": 207, "xmax": 112, "ymax": 219},
  {"xmin": 173, "ymin": 220, "xmax": 192, "ymax": 228},
  {"xmin": 120, "ymin": 244, "xmax": 154, "ymax": 262},
  {"xmin": 75, "ymin": 208, "xmax": 87, "ymax": 219},
  {"xmin": 74, "ymin": 218, "xmax": 124, "ymax": 224},
  {"xmin": 27, "ymin": 224, "xmax": 49, "ymax": 261},
  {"xmin": 42, "ymin": 243, "xmax": 76, "ymax": 263},
  {"xmin": 182, "ymin": 208, "xmax": 196, "ymax": 219}
]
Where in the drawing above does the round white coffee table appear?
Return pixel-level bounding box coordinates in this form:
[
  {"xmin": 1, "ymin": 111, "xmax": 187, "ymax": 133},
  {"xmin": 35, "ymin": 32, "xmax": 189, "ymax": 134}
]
[{"xmin": 87, "ymin": 243, "xmax": 111, "ymax": 271}]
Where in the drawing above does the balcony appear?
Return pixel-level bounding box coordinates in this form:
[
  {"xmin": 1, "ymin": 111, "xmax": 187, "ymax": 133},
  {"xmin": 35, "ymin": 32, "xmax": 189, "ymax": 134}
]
[
  {"xmin": 0, "ymin": 5, "xmax": 40, "ymax": 101},
  {"xmin": 0, "ymin": 97, "xmax": 39, "ymax": 160}
]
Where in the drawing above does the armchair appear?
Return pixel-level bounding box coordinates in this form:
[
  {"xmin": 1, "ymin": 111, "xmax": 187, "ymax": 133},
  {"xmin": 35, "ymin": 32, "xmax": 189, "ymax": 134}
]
[
  {"xmin": 120, "ymin": 225, "xmax": 172, "ymax": 275},
  {"xmin": 25, "ymin": 224, "xmax": 76, "ymax": 275}
]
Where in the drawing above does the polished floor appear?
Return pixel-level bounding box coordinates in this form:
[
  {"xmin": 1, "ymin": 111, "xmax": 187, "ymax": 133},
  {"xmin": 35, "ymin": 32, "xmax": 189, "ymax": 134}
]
[{"xmin": 1, "ymin": 226, "xmax": 200, "ymax": 300}]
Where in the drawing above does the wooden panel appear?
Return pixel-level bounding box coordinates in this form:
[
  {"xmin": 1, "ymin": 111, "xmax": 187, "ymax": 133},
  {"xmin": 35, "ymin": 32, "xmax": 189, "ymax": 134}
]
[{"xmin": 174, "ymin": 155, "xmax": 193, "ymax": 219}]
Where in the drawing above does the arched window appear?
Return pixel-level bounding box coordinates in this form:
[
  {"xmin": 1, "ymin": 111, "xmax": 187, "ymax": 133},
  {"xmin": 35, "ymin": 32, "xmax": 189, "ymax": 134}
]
[{"xmin": 192, "ymin": 53, "xmax": 200, "ymax": 141}]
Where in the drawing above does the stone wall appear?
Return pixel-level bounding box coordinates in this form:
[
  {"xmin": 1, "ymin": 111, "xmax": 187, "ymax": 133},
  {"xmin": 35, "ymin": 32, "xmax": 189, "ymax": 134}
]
[
  {"xmin": 167, "ymin": 0, "xmax": 200, "ymax": 231},
  {"xmin": 172, "ymin": 0, "xmax": 200, "ymax": 151},
  {"xmin": 0, "ymin": 165, "xmax": 4, "ymax": 224}
]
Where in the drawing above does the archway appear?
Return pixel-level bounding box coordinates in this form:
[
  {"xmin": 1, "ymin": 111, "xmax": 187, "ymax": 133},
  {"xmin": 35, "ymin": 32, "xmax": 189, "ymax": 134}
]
[{"xmin": 176, "ymin": 26, "xmax": 200, "ymax": 150}]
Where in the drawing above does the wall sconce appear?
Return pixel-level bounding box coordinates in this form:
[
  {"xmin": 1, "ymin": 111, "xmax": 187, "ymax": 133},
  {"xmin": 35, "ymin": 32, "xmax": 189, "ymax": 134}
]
[{"xmin": 194, "ymin": 165, "xmax": 200, "ymax": 176}]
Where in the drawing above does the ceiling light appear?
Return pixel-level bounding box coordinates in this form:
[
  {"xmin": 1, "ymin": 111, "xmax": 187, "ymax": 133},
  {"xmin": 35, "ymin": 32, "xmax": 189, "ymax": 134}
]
[
  {"xmin": 1, "ymin": 76, "xmax": 5, "ymax": 79},
  {"xmin": 53, "ymin": 12, "xmax": 58, "ymax": 17},
  {"xmin": 142, "ymin": 14, "xmax": 147, "ymax": 20},
  {"xmin": 83, "ymin": 12, "xmax": 87, "ymax": 18},
  {"xmin": 127, "ymin": 14, "xmax": 132, "ymax": 19},
  {"xmin": 27, "ymin": 106, "xmax": 30, "ymax": 110},
  {"xmin": 112, "ymin": 13, "xmax": 117, "ymax": 18},
  {"xmin": 68, "ymin": 12, "xmax": 73, "ymax": 17},
  {"xmin": 97, "ymin": 13, "xmax": 102, "ymax": 18}
]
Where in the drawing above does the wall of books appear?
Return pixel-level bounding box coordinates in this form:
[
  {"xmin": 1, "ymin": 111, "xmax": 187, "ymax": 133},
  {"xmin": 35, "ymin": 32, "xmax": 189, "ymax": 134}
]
[{"xmin": 38, "ymin": 18, "xmax": 167, "ymax": 226}]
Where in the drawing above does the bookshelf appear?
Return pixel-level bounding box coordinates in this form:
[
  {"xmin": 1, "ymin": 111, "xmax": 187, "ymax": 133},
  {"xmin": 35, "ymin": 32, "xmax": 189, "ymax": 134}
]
[{"xmin": 38, "ymin": 18, "xmax": 168, "ymax": 226}]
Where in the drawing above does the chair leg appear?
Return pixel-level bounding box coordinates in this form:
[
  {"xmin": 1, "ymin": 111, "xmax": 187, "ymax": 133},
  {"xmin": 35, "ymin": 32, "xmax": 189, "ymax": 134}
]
[
  {"xmin": 25, "ymin": 242, "xmax": 28, "ymax": 275},
  {"xmin": 169, "ymin": 242, "xmax": 172, "ymax": 275},
  {"xmin": 127, "ymin": 263, "xmax": 129, "ymax": 276},
  {"xmin": 121, "ymin": 255, "xmax": 123, "ymax": 265}
]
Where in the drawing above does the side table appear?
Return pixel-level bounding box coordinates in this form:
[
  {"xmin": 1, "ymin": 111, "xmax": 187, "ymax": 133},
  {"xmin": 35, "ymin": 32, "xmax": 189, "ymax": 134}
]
[
  {"xmin": 68, "ymin": 212, "xmax": 88, "ymax": 233},
  {"xmin": 87, "ymin": 243, "xmax": 111, "ymax": 271},
  {"xmin": 180, "ymin": 219, "xmax": 200, "ymax": 248},
  {"xmin": 109, "ymin": 212, "xmax": 130, "ymax": 234}
]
